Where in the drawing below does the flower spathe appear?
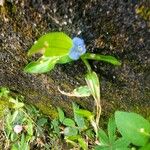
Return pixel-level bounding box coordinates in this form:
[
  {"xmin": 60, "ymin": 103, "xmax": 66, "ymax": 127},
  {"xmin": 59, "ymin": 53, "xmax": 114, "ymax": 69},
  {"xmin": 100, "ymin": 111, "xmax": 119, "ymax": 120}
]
[{"xmin": 69, "ymin": 37, "xmax": 86, "ymax": 60}]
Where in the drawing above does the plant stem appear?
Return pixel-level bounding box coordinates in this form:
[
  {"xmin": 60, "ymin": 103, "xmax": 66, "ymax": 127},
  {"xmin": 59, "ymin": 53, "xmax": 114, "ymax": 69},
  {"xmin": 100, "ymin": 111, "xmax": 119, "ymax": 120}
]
[
  {"xmin": 81, "ymin": 57, "xmax": 92, "ymax": 72},
  {"xmin": 90, "ymin": 119, "xmax": 98, "ymax": 136},
  {"xmin": 82, "ymin": 57, "xmax": 102, "ymax": 134},
  {"xmin": 95, "ymin": 100, "xmax": 101, "ymax": 127}
]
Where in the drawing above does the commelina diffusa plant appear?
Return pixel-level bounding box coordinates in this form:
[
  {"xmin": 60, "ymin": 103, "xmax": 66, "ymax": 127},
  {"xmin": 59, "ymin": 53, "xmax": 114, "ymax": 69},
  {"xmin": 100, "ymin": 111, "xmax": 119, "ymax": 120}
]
[{"xmin": 24, "ymin": 32, "xmax": 121, "ymax": 135}]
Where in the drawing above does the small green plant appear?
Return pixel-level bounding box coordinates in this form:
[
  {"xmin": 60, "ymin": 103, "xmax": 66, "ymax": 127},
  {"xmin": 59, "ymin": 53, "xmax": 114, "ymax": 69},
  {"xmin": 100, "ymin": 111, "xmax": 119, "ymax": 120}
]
[
  {"xmin": 54, "ymin": 102, "xmax": 150, "ymax": 150},
  {"xmin": 54, "ymin": 102, "xmax": 95, "ymax": 150},
  {"xmin": 0, "ymin": 88, "xmax": 58, "ymax": 150},
  {"xmin": 24, "ymin": 32, "xmax": 121, "ymax": 135},
  {"xmin": 115, "ymin": 111, "xmax": 150, "ymax": 149},
  {"xmin": 95, "ymin": 117, "xmax": 130, "ymax": 150},
  {"xmin": 95, "ymin": 111, "xmax": 150, "ymax": 150},
  {"xmin": 24, "ymin": 32, "xmax": 120, "ymax": 73}
]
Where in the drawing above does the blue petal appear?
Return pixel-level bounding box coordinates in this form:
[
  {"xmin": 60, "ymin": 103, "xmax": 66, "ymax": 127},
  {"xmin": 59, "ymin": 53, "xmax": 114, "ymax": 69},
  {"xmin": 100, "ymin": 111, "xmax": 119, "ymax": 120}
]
[{"xmin": 69, "ymin": 37, "xmax": 86, "ymax": 60}]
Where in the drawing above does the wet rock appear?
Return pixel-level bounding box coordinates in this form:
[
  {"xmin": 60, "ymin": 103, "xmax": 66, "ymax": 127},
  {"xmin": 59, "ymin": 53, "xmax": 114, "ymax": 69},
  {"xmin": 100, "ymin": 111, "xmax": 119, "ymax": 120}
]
[{"xmin": 0, "ymin": 0, "xmax": 149, "ymax": 119}]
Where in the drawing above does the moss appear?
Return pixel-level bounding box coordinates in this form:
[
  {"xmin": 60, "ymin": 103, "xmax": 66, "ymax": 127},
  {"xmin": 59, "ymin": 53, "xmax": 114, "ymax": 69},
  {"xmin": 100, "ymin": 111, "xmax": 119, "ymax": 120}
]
[
  {"xmin": 0, "ymin": 98, "xmax": 13, "ymax": 118},
  {"xmin": 136, "ymin": 5, "xmax": 150, "ymax": 21},
  {"xmin": 35, "ymin": 101, "xmax": 58, "ymax": 119}
]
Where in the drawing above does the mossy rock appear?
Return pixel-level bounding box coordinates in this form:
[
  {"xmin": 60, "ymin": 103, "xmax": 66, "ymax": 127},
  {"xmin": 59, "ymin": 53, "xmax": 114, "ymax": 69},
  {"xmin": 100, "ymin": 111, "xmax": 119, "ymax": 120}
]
[{"xmin": 0, "ymin": 0, "xmax": 149, "ymax": 120}]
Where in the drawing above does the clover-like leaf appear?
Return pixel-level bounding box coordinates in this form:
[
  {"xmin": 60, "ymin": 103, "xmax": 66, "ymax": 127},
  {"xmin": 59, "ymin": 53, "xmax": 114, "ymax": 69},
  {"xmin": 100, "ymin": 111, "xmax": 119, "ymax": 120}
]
[{"xmin": 115, "ymin": 111, "xmax": 150, "ymax": 146}]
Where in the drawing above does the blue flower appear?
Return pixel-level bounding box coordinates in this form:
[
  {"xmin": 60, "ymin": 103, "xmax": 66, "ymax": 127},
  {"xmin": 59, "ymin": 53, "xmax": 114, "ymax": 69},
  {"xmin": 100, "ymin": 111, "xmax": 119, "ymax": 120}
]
[{"xmin": 69, "ymin": 37, "xmax": 86, "ymax": 60}]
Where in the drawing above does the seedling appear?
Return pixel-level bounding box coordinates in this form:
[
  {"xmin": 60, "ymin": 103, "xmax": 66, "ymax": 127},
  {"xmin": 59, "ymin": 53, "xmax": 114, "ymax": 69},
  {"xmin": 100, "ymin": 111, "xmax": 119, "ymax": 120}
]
[
  {"xmin": 24, "ymin": 32, "xmax": 121, "ymax": 135},
  {"xmin": 24, "ymin": 32, "xmax": 121, "ymax": 73}
]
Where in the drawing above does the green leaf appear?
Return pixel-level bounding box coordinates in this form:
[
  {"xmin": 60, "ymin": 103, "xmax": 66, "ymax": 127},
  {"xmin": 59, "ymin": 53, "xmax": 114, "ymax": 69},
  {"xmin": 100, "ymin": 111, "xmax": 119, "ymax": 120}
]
[
  {"xmin": 85, "ymin": 129, "xmax": 95, "ymax": 139},
  {"xmin": 78, "ymin": 137, "xmax": 88, "ymax": 150},
  {"xmin": 12, "ymin": 102, "xmax": 24, "ymax": 109},
  {"xmin": 85, "ymin": 71, "xmax": 100, "ymax": 101},
  {"xmin": 57, "ymin": 55, "xmax": 73, "ymax": 64},
  {"xmin": 72, "ymin": 103, "xmax": 86, "ymax": 130},
  {"xmin": 94, "ymin": 145, "xmax": 110, "ymax": 150},
  {"xmin": 26, "ymin": 121, "xmax": 33, "ymax": 136},
  {"xmin": 20, "ymin": 133, "xmax": 25, "ymax": 148},
  {"xmin": 108, "ymin": 117, "xmax": 116, "ymax": 143},
  {"xmin": 63, "ymin": 118, "xmax": 75, "ymax": 127},
  {"xmin": 64, "ymin": 127, "xmax": 78, "ymax": 136},
  {"xmin": 11, "ymin": 144, "xmax": 18, "ymax": 150},
  {"xmin": 73, "ymin": 86, "xmax": 91, "ymax": 97},
  {"xmin": 140, "ymin": 143, "xmax": 150, "ymax": 150},
  {"xmin": 12, "ymin": 110, "xmax": 19, "ymax": 122},
  {"xmin": 51, "ymin": 119, "xmax": 60, "ymax": 136},
  {"xmin": 98, "ymin": 129, "xmax": 109, "ymax": 145},
  {"xmin": 0, "ymin": 87, "xmax": 9, "ymax": 97},
  {"xmin": 115, "ymin": 111, "xmax": 150, "ymax": 146},
  {"xmin": 24, "ymin": 56, "xmax": 59, "ymax": 73},
  {"xmin": 59, "ymin": 86, "xmax": 91, "ymax": 97},
  {"xmin": 75, "ymin": 109, "xmax": 94, "ymax": 120},
  {"xmin": 37, "ymin": 118, "xmax": 47, "ymax": 127},
  {"xmin": 57, "ymin": 107, "xmax": 65, "ymax": 123},
  {"xmin": 113, "ymin": 137, "xmax": 130, "ymax": 148},
  {"xmin": 10, "ymin": 132, "xmax": 18, "ymax": 142},
  {"xmin": 82, "ymin": 53, "xmax": 121, "ymax": 65},
  {"xmin": 28, "ymin": 32, "xmax": 73, "ymax": 57},
  {"xmin": 65, "ymin": 136, "xmax": 79, "ymax": 147}
]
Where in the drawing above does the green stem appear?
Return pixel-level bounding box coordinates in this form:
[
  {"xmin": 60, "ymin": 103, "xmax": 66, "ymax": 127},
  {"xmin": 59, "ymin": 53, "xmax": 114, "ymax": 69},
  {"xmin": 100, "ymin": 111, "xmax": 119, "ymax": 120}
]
[{"xmin": 81, "ymin": 57, "xmax": 92, "ymax": 72}]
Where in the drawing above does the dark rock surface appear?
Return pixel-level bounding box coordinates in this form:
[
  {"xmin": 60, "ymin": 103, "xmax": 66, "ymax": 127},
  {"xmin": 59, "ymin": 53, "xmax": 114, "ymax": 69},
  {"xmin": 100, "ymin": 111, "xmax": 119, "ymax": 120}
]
[{"xmin": 0, "ymin": 0, "xmax": 150, "ymax": 119}]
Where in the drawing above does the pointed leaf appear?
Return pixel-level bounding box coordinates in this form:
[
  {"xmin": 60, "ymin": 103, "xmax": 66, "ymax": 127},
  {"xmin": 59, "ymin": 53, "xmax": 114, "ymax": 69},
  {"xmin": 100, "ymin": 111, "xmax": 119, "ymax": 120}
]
[
  {"xmin": 37, "ymin": 118, "xmax": 47, "ymax": 127},
  {"xmin": 75, "ymin": 109, "xmax": 94, "ymax": 120},
  {"xmin": 115, "ymin": 111, "xmax": 150, "ymax": 146},
  {"xmin": 98, "ymin": 129, "xmax": 109, "ymax": 145},
  {"xmin": 28, "ymin": 32, "xmax": 73, "ymax": 57},
  {"xmin": 24, "ymin": 57, "xmax": 59, "ymax": 73},
  {"xmin": 85, "ymin": 71, "xmax": 100, "ymax": 101},
  {"xmin": 108, "ymin": 117, "xmax": 116, "ymax": 143},
  {"xmin": 57, "ymin": 107, "xmax": 65, "ymax": 123},
  {"xmin": 114, "ymin": 137, "xmax": 130, "ymax": 148},
  {"xmin": 78, "ymin": 137, "xmax": 88, "ymax": 150},
  {"xmin": 26, "ymin": 121, "xmax": 33, "ymax": 136},
  {"xmin": 20, "ymin": 133, "xmax": 25, "ymax": 148},
  {"xmin": 82, "ymin": 53, "xmax": 121, "ymax": 65},
  {"xmin": 12, "ymin": 110, "xmax": 19, "ymax": 122},
  {"xmin": 72, "ymin": 103, "xmax": 86, "ymax": 130}
]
